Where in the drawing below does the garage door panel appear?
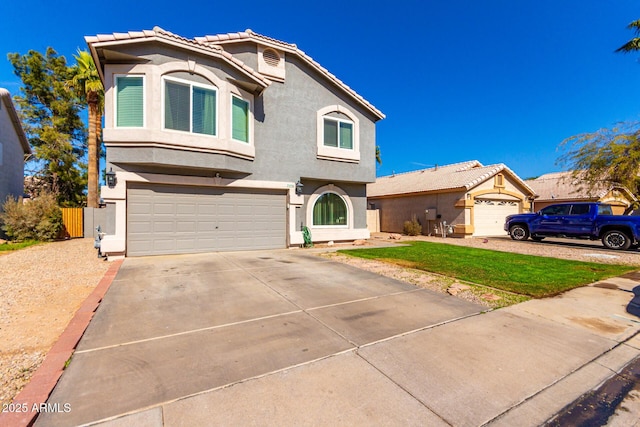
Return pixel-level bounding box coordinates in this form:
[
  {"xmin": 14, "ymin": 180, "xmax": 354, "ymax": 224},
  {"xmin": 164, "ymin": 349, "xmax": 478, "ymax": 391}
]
[
  {"xmin": 474, "ymin": 200, "xmax": 519, "ymax": 236},
  {"xmin": 127, "ymin": 184, "xmax": 286, "ymax": 256}
]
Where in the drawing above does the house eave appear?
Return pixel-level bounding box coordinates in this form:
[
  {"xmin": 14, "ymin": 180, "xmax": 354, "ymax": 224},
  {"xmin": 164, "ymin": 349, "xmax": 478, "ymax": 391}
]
[{"xmin": 0, "ymin": 88, "xmax": 31, "ymax": 155}]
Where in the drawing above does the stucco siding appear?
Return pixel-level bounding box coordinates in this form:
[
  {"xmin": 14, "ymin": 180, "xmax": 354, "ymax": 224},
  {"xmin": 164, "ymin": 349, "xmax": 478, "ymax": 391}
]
[
  {"xmin": 102, "ymin": 46, "xmax": 376, "ymax": 184},
  {"xmin": 370, "ymin": 192, "xmax": 466, "ymax": 234},
  {"xmin": 0, "ymin": 104, "xmax": 25, "ymax": 205}
]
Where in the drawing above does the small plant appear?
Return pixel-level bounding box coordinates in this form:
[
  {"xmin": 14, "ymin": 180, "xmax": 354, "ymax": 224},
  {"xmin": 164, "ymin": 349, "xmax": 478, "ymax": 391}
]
[
  {"xmin": 1, "ymin": 193, "xmax": 64, "ymax": 242},
  {"xmin": 403, "ymin": 214, "xmax": 422, "ymax": 236}
]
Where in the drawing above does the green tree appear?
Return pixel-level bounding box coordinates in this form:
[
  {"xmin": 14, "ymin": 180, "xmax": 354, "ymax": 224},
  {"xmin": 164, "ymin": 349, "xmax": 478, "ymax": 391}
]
[
  {"xmin": 8, "ymin": 48, "xmax": 87, "ymax": 207},
  {"xmin": 70, "ymin": 49, "xmax": 104, "ymax": 208},
  {"xmin": 375, "ymin": 145, "xmax": 382, "ymax": 165},
  {"xmin": 556, "ymin": 19, "xmax": 640, "ymax": 198},
  {"xmin": 557, "ymin": 122, "xmax": 640, "ymax": 195},
  {"xmin": 616, "ymin": 19, "xmax": 640, "ymax": 53}
]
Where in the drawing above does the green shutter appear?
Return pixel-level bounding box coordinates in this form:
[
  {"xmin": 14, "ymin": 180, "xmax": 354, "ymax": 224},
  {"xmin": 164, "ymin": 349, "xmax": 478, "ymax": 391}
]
[
  {"xmin": 192, "ymin": 87, "xmax": 216, "ymax": 135},
  {"xmin": 339, "ymin": 122, "xmax": 353, "ymax": 149},
  {"xmin": 116, "ymin": 77, "xmax": 143, "ymax": 127},
  {"xmin": 232, "ymin": 97, "xmax": 249, "ymax": 142},
  {"xmin": 323, "ymin": 119, "xmax": 338, "ymax": 147},
  {"xmin": 165, "ymin": 81, "xmax": 190, "ymax": 131}
]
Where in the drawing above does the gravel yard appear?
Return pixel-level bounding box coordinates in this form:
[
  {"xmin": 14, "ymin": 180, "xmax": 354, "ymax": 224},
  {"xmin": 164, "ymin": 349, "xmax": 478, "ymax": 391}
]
[{"xmin": 0, "ymin": 239, "xmax": 110, "ymax": 408}]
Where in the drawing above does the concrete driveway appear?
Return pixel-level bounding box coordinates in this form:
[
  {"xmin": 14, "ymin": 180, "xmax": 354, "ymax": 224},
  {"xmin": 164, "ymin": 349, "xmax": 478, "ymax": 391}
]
[{"xmin": 35, "ymin": 249, "xmax": 640, "ymax": 426}]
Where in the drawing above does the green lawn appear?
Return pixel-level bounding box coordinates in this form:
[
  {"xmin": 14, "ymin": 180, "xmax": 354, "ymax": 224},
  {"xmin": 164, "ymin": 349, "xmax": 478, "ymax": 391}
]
[
  {"xmin": 0, "ymin": 240, "xmax": 41, "ymax": 254},
  {"xmin": 338, "ymin": 241, "xmax": 637, "ymax": 298}
]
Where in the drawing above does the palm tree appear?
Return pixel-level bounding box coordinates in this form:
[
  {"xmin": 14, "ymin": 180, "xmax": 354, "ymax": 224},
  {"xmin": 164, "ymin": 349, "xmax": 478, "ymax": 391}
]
[
  {"xmin": 616, "ymin": 19, "xmax": 640, "ymax": 52},
  {"xmin": 71, "ymin": 49, "xmax": 103, "ymax": 208},
  {"xmin": 375, "ymin": 146, "xmax": 382, "ymax": 165}
]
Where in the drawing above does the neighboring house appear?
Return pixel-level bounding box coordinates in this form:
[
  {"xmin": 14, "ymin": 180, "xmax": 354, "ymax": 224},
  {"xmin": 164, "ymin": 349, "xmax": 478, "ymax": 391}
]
[
  {"xmin": 0, "ymin": 88, "xmax": 30, "ymax": 207},
  {"xmin": 367, "ymin": 161, "xmax": 536, "ymax": 237},
  {"xmin": 86, "ymin": 27, "xmax": 384, "ymax": 258},
  {"xmin": 527, "ymin": 172, "xmax": 637, "ymax": 215}
]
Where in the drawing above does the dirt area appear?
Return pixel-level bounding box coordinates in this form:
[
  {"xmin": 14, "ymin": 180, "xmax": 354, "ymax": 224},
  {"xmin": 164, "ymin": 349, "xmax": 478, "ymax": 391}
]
[
  {"xmin": 0, "ymin": 239, "xmax": 110, "ymax": 408},
  {"xmin": 321, "ymin": 251, "xmax": 530, "ymax": 308}
]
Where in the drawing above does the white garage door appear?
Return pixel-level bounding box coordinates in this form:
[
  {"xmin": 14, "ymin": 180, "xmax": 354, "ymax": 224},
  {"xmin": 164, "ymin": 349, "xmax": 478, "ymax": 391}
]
[
  {"xmin": 473, "ymin": 199, "xmax": 519, "ymax": 236},
  {"xmin": 127, "ymin": 184, "xmax": 286, "ymax": 256}
]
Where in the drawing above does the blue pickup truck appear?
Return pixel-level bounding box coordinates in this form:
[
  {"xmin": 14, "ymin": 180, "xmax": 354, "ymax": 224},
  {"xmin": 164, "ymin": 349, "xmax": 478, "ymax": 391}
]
[{"xmin": 504, "ymin": 202, "xmax": 640, "ymax": 250}]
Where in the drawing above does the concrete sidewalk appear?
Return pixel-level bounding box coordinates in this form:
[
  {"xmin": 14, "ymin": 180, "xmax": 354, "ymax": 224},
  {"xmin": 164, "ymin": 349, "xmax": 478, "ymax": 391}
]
[{"xmin": 31, "ymin": 250, "xmax": 640, "ymax": 426}]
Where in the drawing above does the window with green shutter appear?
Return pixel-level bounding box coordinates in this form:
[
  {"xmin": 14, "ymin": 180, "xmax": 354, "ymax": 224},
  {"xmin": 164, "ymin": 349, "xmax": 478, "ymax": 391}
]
[
  {"xmin": 163, "ymin": 77, "xmax": 217, "ymax": 136},
  {"xmin": 116, "ymin": 76, "xmax": 144, "ymax": 127},
  {"xmin": 232, "ymin": 96, "xmax": 249, "ymax": 142}
]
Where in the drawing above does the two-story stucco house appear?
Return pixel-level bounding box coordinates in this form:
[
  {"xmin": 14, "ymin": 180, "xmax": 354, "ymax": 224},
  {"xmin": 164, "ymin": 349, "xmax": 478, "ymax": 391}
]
[
  {"xmin": 0, "ymin": 88, "xmax": 30, "ymax": 209},
  {"xmin": 86, "ymin": 27, "xmax": 384, "ymax": 258}
]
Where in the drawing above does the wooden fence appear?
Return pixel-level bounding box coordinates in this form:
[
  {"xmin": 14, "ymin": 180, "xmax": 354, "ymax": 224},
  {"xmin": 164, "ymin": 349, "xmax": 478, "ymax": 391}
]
[{"xmin": 61, "ymin": 208, "xmax": 84, "ymax": 238}]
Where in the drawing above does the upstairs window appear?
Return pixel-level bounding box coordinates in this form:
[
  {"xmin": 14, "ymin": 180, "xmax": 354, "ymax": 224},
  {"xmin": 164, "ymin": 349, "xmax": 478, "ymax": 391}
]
[
  {"xmin": 115, "ymin": 76, "xmax": 144, "ymax": 127},
  {"xmin": 316, "ymin": 106, "xmax": 360, "ymax": 162},
  {"xmin": 323, "ymin": 117, "xmax": 353, "ymax": 150},
  {"xmin": 232, "ymin": 96, "xmax": 249, "ymax": 143},
  {"xmin": 313, "ymin": 192, "xmax": 348, "ymax": 226},
  {"xmin": 164, "ymin": 77, "xmax": 217, "ymax": 136}
]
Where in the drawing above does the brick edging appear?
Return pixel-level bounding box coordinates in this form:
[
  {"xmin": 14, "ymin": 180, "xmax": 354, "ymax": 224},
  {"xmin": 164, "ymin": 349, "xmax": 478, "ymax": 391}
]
[{"xmin": 0, "ymin": 260, "xmax": 123, "ymax": 427}]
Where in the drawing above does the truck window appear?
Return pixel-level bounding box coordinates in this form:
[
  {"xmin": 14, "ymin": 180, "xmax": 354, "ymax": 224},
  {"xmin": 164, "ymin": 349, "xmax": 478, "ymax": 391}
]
[
  {"xmin": 541, "ymin": 205, "xmax": 571, "ymax": 215},
  {"xmin": 570, "ymin": 204, "xmax": 591, "ymax": 215},
  {"xmin": 597, "ymin": 205, "xmax": 613, "ymax": 215}
]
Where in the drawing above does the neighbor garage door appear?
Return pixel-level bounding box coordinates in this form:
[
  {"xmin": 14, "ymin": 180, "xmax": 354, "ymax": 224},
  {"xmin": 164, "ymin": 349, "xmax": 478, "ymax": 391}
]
[
  {"xmin": 473, "ymin": 199, "xmax": 519, "ymax": 236},
  {"xmin": 127, "ymin": 184, "xmax": 286, "ymax": 256}
]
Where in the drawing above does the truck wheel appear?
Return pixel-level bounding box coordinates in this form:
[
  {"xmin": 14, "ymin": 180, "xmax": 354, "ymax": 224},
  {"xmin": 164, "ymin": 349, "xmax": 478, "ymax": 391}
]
[
  {"xmin": 602, "ymin": 230, "xmax": 631, "ymax": 250},
  {"xmin": 509, "ymin": 224, "xmax": 529, "ymax": 241}
]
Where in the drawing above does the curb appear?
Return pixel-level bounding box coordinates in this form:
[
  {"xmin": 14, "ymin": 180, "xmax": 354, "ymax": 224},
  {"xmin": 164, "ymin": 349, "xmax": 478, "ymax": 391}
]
[
  {"xmin": 545, "ymin": 355, "xmax": 640, "ymax": 426},
  {"xmin": 0, "ymin": 260, "xmax": 123, "ymax": 427}
]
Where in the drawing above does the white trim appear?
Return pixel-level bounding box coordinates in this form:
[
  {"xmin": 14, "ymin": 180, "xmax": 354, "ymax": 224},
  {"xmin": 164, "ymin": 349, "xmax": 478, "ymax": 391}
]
[
  {"xmin": 316, "ymin": 105, "xmax": 360, "ymax": 163},
  {"xmin": 114, "ymin": 74, "xmax": 145, "ymax": 128},
  {"xmin": 162, "ymin": 75, "xmax": 219, "ymax": 137}
]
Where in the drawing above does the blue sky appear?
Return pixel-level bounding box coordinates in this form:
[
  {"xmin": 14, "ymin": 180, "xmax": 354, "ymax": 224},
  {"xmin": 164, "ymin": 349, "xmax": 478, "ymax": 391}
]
[{"xmin": 1, "ymin": 0, "xmax": 639, "ymax": 180}]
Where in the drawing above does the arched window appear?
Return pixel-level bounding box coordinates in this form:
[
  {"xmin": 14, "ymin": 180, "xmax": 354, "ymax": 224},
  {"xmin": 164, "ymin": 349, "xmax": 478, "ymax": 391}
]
[{"xmin": 313, "ymin": 192, "xmax": 348, "ymax": 226}]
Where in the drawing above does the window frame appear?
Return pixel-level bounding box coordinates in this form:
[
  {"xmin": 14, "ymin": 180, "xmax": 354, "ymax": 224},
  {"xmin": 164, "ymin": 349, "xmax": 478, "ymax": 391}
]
[
  {"xmin": 231, "ymin": 94, "xmax": 250, "ymax": 144},
  {"xmin": 162, "ymin": 75, "xmax": 218, "ymax": 137},
  {"xmin": 312, "ymin": 191, "xmax": 349, "ymax": 228},
  {"xmin": 114, "ymin": 74, "xmax": 145, "ymax": 128},
  {"xmin": 322, "ymin": 116, "xmax": 354, "ymax": 150},
  {"xmin": 316, "ymin": 105, "xmax": 360, "ymax": 163}
]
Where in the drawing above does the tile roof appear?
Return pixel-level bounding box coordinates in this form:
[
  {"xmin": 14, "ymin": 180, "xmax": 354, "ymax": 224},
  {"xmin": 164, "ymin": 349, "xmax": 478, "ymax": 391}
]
[
  {"xmin": 196, "ymin": 30, "xmax": 385, "ymax": 120},
  {"xmin": 526, "ymin": 172, "xmax": 637, "ymax": 201},
  {"xmin": 85, "ymin": 27, "xmax": 271, "ymax": 89},
  {"xmin": 0, "ymin": 88, "xmax": 30, "ymax": 154},
  {"xmin": 368, "ymin": 160, "xmax": 535, "ymax": 197}
]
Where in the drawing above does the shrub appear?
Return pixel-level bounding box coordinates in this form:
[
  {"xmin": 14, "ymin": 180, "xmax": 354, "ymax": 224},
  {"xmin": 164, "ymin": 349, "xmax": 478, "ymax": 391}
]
[
  {"xmin": 1, "ymin": 193, "xmax": 63, "ymax": 241},
  {"xmin": 403, "ymin": 215, "xmax": 422, "ymax": 236}
]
